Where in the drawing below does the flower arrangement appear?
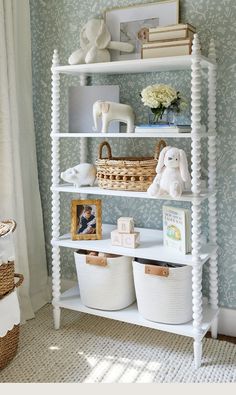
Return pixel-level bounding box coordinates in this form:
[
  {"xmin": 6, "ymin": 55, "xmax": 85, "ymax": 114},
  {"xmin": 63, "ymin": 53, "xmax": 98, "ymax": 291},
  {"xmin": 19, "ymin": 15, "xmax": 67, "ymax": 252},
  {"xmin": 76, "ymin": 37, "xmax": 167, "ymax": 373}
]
[{"xmin": 140, "ymin": 84, "xmax": 187, "ymax": 123}]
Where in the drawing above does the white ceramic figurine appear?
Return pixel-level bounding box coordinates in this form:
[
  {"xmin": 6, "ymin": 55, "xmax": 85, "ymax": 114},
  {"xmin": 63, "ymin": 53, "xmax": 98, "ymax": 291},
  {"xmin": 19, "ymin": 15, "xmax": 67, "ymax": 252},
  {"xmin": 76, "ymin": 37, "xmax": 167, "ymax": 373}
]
[
  {"xmin": 147, "ymin": 146, "xmax": 191, "ymax": 199},
  {"xmin": 61, "ymin": 163, "xmax": 97, "ymax": 187},
  {"xmin": 68, "ymin": 19, "xmax": 134, "ymax": 65},
  {"xmin": 93, "ymin": 100, "xmax": 135, "ymax": 133}
]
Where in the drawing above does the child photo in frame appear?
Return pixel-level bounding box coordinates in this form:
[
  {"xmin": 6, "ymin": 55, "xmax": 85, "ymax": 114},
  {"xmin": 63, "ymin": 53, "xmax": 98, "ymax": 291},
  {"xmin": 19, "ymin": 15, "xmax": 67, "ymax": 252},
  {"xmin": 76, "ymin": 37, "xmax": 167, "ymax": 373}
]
[{"xmin": 71, "ymin": 199, "xmax": 102, "ymax": 240}]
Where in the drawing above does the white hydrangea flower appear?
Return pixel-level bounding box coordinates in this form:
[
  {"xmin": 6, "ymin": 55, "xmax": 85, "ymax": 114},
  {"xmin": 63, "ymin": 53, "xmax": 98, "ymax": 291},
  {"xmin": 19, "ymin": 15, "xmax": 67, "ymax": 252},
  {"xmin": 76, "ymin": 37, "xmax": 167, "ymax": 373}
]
[{"xmin": 141, "ymin": 84, "xmax": 177, "ymax": 109}]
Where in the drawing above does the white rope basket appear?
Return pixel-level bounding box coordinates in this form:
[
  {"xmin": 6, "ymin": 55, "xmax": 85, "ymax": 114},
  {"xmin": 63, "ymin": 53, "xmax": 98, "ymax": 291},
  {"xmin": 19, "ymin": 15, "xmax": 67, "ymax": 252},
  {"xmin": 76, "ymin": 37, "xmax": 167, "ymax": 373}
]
[
  {"xmin": 74, "ymin": 251, "xmax": 136, "ymax": 311},
  {"xmin": 133, "ymin": 259, "xmax": 192, "ymax": 324}
]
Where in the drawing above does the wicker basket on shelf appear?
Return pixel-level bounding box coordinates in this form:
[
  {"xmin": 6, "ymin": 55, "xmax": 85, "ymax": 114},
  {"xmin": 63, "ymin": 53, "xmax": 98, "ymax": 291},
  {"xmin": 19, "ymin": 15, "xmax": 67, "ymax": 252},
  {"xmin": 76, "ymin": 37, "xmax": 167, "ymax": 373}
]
[{"xmin": 96, "ymin": 140, "xmax": 166, "ymax": 192}]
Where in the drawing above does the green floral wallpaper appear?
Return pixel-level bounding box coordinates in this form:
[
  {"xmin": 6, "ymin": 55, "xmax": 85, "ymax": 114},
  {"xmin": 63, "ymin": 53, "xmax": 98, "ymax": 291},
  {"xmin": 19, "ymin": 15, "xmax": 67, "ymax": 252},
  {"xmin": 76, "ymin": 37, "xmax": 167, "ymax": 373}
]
[{"xmin": 30, "ymin": 0, "xmax": 236, "ymax": 309}]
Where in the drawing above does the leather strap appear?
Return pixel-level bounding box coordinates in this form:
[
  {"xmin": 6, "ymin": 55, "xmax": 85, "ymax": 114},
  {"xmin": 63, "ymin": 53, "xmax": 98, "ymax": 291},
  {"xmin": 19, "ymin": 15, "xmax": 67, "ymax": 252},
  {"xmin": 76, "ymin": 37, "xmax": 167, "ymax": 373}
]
[
  {"xmin": 86, "ymin": 255, "xmax": 107, "ymax": 267},
  {"xmin": 145, "ymin": 265, "xmax": 169, "ymax": 277}
]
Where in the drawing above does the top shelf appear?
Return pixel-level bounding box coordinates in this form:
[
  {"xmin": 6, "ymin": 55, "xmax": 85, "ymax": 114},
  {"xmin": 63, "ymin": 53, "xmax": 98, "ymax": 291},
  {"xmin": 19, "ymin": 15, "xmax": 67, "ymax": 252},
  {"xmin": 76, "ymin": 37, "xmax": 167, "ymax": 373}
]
[{"xmin": 55, "ymin": 56, "xmax": 215, "ymax": 76}]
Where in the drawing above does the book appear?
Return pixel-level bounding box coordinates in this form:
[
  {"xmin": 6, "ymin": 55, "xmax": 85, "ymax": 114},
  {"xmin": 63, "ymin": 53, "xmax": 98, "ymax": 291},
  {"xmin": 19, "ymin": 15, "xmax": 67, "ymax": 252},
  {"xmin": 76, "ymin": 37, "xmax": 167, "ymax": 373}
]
[
  {"xmin": 142, "ymin": 39, "xmax": 192, "ymax": 59},
  {"xmin": 135, "ymin": 124, "xmax": 191, "ymax": 133},
  {"xmin": 163, "ymin": 206, "xmax": 192, "ymax": 254},
  {"xmin": 148, "ymin": 23, "xmax": 196, "ymax": 42}
]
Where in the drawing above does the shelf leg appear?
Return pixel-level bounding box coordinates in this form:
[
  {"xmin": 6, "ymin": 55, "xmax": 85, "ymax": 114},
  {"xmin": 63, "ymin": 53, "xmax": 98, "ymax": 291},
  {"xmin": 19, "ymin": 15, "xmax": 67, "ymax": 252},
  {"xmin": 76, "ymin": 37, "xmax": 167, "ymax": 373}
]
[
  {"xmin": 53, "ymin": 306, "xmax": 61, "ymax": 330},
  {"xmin": 193, "ymin": 335, "xmax": 202, "ymax": 369},
  {"xmin": 51, "ymin": 49, "xmax": 61, "ymax": 329},
  {"xmin": 191, "ymin": 34, "xmax": 203, "ymax": 368},
  {"xmin": 208, "ymin": 39, "xmax": 218, "ymax": 340},
  {"xmin": 211, "ymin": 316, "xmax": 218, "ymax": 339}
]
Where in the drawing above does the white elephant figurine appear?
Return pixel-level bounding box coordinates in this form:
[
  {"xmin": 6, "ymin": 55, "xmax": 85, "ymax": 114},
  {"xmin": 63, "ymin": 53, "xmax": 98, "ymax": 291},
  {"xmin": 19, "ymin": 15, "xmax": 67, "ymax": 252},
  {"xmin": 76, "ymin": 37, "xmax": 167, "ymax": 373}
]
[
  {"xmin": 68, "ymin": 18, "xmax": 134, "ymax": 65},
  {"xmin": 61, "ymin": 163, "xmax": 97, "ymax": 187},
  {"xmin": 93, "ymin": 100, "xmax": 135, "ymax": 133}
]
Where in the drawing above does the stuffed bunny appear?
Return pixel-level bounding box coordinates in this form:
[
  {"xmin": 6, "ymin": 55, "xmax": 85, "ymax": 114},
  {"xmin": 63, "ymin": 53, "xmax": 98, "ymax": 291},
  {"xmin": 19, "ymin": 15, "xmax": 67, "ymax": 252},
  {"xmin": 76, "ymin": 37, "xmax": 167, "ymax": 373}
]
[
  {"xmin": 147, "ymin": 146, "xmax": 191, "ymax": 199},
  {"xmin": 68, "ymin": 18, "xmax": 134, "ymax": 65}
]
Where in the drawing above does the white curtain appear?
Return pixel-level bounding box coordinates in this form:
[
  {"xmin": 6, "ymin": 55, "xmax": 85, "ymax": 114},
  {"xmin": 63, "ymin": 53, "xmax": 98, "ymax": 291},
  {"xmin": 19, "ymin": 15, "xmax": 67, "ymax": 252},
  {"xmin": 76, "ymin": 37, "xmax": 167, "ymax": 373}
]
[{"xmin": 0, "ymin": 0, "xmax": 50, "ymax": 321}]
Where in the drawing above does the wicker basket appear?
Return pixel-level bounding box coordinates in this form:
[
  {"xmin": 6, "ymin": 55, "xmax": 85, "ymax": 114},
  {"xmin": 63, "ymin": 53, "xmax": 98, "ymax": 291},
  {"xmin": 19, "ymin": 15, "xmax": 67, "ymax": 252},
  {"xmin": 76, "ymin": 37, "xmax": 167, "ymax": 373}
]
[
  {"xmin": 0, "ymin": 324, "xmax": 20, "ymax": 370},
  {"xmin": 0, "ymin": 220, "xmax": 17, "ymax": 237},
  {"xmin": 0, "ymin": 270, "xmax": 24, "ymax": 369},
  {"xmin": 0, "ymin": 262, "xmax": 24, "ymax": 299},
  {"xmin": 96, "ymin": 140, "xmax": 166, "ymax": 192}
]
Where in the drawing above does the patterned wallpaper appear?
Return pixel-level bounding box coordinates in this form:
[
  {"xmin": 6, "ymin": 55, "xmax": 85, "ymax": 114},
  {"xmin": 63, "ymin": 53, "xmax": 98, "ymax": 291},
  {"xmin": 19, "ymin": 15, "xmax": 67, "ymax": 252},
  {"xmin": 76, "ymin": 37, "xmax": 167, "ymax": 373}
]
[{"xmin": 30, "ymin": 0, "xmax": 236, "ymax": 309}]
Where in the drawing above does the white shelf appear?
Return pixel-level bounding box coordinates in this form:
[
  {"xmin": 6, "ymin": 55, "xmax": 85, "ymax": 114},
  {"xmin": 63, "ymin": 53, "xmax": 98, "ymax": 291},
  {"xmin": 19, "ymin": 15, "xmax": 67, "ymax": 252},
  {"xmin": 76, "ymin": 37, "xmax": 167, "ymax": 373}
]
[
  {"xmin": 52, "ymin": 224, "xmax": 216, "ymax": 266},
  {"xmin": 52, "ymin": 131, "xmax": 211, "ymax": 139},
  {"xmin": 55, "ymin": 56, "xmax": 214, "ymax": 75},
  {"xmin": 54, "ymin": 286, "xmax": 219, "ymax": 339},
  {"xmin": 53, "ymin": 184, "xmax": 216, "ymax": 203}
]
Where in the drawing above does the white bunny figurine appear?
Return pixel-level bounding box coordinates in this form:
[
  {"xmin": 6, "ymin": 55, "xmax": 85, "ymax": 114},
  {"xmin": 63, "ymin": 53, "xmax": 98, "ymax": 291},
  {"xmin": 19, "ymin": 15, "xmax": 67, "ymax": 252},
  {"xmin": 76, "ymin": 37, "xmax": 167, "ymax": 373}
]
[{"xmin": 147, "ymin": 146, "xmax": 191, "ymax": 199}]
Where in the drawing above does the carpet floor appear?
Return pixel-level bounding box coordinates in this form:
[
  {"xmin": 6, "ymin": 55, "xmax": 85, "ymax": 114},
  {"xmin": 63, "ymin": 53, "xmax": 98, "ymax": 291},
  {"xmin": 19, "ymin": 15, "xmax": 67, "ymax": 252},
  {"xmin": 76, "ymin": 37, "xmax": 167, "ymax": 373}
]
[{"xmin": 0, "ymin": 304, "xmax": 235, "ymax": 383}]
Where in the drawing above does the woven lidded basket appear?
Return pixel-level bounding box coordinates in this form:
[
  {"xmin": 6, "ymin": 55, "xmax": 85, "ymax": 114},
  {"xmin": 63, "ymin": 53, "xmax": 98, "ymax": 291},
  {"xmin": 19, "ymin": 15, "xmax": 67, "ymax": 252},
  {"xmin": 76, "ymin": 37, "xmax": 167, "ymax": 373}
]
[{"xmin": 96, "ymin": 140, "xmax": 166, "ymax": 192}]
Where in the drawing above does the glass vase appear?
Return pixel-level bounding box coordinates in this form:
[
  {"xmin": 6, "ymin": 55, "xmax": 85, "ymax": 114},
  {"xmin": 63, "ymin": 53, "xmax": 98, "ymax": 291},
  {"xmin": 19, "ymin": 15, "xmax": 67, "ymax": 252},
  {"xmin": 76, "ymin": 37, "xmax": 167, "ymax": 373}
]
[{"xmin": 148, "ymin": 109, "xmax": 177, "ymax": 126}]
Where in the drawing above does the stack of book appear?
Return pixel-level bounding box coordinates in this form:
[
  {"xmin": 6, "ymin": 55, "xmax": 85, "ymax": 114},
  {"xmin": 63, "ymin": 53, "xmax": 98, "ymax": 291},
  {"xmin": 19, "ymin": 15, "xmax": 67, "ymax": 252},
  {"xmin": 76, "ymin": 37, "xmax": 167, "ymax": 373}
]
[
  {"xmin": 141, "ymin": 23, "xmax": 196, "ymax": 59},
  {"xmin": 163, "ymin": 205, "xmax": 192, "ymax": 254}
]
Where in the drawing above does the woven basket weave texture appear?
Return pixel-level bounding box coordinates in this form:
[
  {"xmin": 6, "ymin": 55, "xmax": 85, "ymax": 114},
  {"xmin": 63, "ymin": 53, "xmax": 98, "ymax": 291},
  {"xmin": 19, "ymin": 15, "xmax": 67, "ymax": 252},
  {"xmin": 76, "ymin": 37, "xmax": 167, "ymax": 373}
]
[
  {"xmin": 0, "ymin": 325, "xmax": 20, "ymax": 370},
  {"xmin": 96, "ymin": 140, "xmax": 166, "ymax": 192}
]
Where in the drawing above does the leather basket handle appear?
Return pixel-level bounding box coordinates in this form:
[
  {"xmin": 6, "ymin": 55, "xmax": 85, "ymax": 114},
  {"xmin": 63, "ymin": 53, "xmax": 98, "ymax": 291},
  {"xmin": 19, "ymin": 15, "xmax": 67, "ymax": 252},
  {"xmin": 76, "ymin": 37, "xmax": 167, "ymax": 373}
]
[
  {"xmin": 154, "ymin": 139, "xmax": 167, "ymax": 160},
  {"xmin": 145, "ymin": 265, "xmax": 169, "ymax": 277},
  {"xmin": 86, "ymin": 255, "xmax": 107, "ymax": 267},
  {"xmin": 98, "ymin": 141, "xmax": 112, "ymax": 160}
]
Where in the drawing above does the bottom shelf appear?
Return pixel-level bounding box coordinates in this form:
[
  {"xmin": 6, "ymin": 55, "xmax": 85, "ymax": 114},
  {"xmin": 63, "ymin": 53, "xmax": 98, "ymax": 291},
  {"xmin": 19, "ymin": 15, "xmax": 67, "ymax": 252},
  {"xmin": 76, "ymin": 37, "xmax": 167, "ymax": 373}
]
[{"xmin": 54, "ymin": 286, "xmax": 219, "ymax": 339}]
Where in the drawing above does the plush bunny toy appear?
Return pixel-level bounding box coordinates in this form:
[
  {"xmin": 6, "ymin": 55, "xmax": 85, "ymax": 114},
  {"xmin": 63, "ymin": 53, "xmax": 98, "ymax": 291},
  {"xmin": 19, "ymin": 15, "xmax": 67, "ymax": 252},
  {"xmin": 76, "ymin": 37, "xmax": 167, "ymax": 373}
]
[
  {"xmin": 147, "ymin": 146, "xmax": 191, "ymax": 199},
  {"xmin": 68, "ymin": 18, "xmax": 134, "ymax": 65}
]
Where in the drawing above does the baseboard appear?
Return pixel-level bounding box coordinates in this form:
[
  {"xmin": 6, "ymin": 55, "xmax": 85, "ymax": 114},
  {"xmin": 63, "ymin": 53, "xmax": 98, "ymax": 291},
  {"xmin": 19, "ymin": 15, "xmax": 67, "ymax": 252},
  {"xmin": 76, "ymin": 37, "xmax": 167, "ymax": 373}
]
[
  {"xmin": 218, "ymin": 307, "xmax": 236, "ymax": 337},
  {"xmin": 48, "ymin": 277, "xmax": 235, "ymax": 337}
]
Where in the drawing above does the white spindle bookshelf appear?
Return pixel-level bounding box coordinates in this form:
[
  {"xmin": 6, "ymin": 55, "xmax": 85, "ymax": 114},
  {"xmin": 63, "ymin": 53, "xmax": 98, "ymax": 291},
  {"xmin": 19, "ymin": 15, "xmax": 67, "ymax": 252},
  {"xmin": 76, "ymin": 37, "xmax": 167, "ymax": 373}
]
[{"xmin": 50, "ymin": 36, "xmax": 218, "ymax": 368}]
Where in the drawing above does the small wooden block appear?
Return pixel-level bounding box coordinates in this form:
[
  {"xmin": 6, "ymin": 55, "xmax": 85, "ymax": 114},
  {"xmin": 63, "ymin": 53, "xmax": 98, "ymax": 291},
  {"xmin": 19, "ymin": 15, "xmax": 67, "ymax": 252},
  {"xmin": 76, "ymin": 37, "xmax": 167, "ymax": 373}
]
[
  {"xmin": 117, "ymin": 217, "xmax": 134, "ymax": 234},
  {"xmin": 121, "ymin": 232, "xmax": 140, "ymax": 248},
  {"xmin": 111, "ymin": 229, "xmax": 123, "ymax": 246}
]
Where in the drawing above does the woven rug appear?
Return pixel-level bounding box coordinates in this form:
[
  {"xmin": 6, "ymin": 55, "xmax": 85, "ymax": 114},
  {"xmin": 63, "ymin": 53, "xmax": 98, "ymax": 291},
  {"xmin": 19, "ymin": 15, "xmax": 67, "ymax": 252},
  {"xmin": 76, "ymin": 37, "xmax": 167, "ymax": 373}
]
[{"xmin": 0, "ymin": 304, "xmax": 235, "ymax": 383}]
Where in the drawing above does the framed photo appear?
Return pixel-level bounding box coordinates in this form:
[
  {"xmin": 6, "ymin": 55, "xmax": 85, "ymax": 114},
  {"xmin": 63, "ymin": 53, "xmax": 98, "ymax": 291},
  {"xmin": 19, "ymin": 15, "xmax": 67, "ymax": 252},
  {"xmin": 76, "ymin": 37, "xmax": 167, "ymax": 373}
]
[
  {"xmin": 71, "ymin": 200, "xmax": 102, "ymax": 240},
  {"xmin": 105, "ymin": 0, "xmax": 179, "ymax": 60}
]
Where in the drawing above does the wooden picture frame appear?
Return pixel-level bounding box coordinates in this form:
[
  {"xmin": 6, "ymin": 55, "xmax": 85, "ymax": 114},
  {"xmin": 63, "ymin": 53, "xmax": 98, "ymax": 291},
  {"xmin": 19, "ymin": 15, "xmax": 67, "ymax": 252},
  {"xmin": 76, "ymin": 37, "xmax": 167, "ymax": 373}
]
[
  {"xmin": 71, "ymin": 199, "xmax": 102, "ymax": 240},
  {"xmin": 104, "ymin": 0, "xmax": 179, "ymax": 61}
]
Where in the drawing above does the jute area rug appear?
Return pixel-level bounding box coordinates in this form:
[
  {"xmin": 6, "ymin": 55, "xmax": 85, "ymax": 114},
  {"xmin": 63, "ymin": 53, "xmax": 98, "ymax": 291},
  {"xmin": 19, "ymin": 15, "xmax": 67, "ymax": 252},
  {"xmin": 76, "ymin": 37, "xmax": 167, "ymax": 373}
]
[{"xmin": 0, "ymin": 304, "xmax": 235, "ymax": 383}]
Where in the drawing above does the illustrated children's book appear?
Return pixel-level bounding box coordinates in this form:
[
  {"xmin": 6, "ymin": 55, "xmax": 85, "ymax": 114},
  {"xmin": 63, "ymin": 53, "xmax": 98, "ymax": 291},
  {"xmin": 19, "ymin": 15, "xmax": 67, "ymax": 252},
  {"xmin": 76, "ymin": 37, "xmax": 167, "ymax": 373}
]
[{"xmin": 163, "ymin": 206, "xmax": 191, "ymax": 254}]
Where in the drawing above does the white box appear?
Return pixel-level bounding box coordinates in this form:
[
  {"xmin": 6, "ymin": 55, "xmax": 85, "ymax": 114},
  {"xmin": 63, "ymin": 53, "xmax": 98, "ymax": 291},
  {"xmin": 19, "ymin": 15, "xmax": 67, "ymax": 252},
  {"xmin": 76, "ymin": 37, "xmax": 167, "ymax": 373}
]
[{"xmin": 117, "ymin": 217, "xmax": 134, "ymax": 234}]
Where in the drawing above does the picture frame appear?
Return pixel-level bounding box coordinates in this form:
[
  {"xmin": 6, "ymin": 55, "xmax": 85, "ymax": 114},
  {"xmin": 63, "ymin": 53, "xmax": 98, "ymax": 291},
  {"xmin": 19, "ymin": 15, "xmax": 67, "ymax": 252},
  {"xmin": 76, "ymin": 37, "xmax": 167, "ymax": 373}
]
[
  {"xmin": 71, "ymin": 199, "xmax": 102, "ymax": 240},
  {"xmin": 68, "ymin": 85, "xmax": 119, "ymax": 133},
  {"xmin": 105, "ymin": 0, "xmax": 179, "ymax": 61}
]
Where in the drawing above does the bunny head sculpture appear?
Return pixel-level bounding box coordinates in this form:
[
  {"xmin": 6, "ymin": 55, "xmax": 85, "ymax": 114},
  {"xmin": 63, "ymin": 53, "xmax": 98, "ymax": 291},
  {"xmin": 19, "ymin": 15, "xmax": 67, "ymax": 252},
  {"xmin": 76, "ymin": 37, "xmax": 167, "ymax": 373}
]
[
  {"xmin": 147, "ymin": 146, "xmax": 191, "ymax": 199},
  {"xmin": 68, "ymin": 18, "xmax": 134, "ymax": 65}
]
